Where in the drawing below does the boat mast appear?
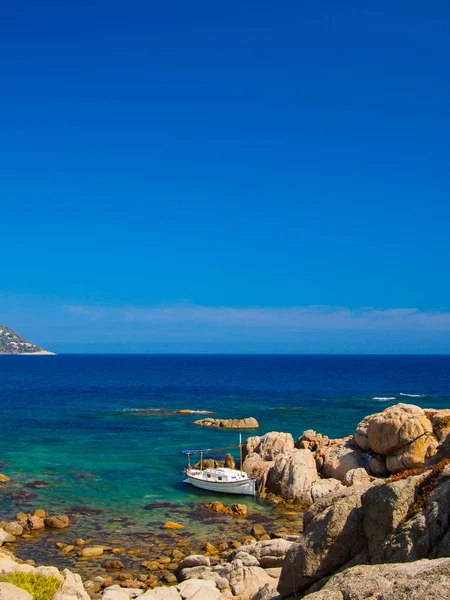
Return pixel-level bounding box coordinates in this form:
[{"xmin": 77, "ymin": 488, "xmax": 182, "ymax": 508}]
[{"xmin": 239, "ymin": 433, "xmax": 243, "ymax": 475}]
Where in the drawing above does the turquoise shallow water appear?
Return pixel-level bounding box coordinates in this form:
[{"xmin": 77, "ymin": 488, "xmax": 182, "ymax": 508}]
[{"xmin": 1, "ymin": 354, "xmax": 450, "ymax": 572}]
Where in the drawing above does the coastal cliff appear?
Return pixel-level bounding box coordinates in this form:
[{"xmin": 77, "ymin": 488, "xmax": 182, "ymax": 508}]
[
  {"xmin": 1, "ymin": 402, "xmax": 450, "ymax": 599},
  {"xmin": 0, "ymin": 325, "xmax": 54, "ymax": 355}
]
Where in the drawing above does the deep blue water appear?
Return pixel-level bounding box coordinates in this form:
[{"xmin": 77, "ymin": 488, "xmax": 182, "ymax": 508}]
[{"xmin": 1, "ymin": 354, "xmax": 450, "ymax": 534}]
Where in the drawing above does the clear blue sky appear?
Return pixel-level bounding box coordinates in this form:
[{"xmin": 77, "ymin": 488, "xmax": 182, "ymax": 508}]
[{"xmin": 1, "ymin": 1, "xmax": 449, "ymax": 353}]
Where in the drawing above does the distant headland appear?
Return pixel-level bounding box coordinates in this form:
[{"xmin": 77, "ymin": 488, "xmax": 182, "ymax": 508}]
[{"xmin": 0, "ymin": 325, "xmax": 55, "ymax": 355}]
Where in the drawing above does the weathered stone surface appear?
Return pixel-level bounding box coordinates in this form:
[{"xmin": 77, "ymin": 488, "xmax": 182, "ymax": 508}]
[
  {"xmin": 386, "ymin": 434, "xmax": 439, "ymax": 473},
  {"xmin": 367, "ymin": 454, "xmax": 389, "ymax": 476},
  {"xmin": 368, "ymin": 403, "xmax": 433, "ymax": 455},
  {"xmin": 217, "ymin": 560, "xmax": 277, "ymax": 600},
  {"xmin": 0, "ymin": 582, "xmax": 33, "ymax": 600},
  {"xmin": 139, "ymin": 589, "xmax": 182, "ymax": 600},
  {"xmin": 176, "ymin": 578, "xmax": 217, "ymax": 599},
  {"xmin": 27, "ymin": 515, "xmax": 45, "ymax": 530},
  {"xmin": 321, "ymin": 438, "xmax": 365, "ymax": 481},
  {"xmin": 277, "ymin": 485, "xmax": 369, "ymax": 595},
  {"xmin": 230, "ymin": 539, "xmax": 293, "ymax": 568},
  {"xmin": 428, "ymin": 409, "xmax": 450, "ymax": 442},
  {"xmin": 53, "ymin": 568, "xmax": 91, "ymax": 600},
  {"xmin": 375, "ymin": 466, "xmax": 450, "ymax": 563},
  {"xmin": 78, "ymin": 546, "xmax": 104, "ymax": 558},
  {"xmin": 44, "ymin": 515, "xmax": 70, "ymax": 529},
  {"xmin": 309, "ymin": 478, "xmax": 343, "ymax": 502},
  {"xmin": 305, "ymin": 558, "xmax": 450, "ymax": 600},
  {"xmin": 295, "ymin": 430, "xmax": 331, "ymax": 452},
  {"xmin": 0, "ymin": 549, "xmax": 20, "ymax": 572},
  {"xmin": 252, "ymin": 583, "xmax": 280, "ymax": 600},
  {"xmin": 177, "ymin": 555, "xmax": 211, "ymax": 571},
  {"xmin": 3, "ymin": 522, "xmax": 23, "ymax": 537},
  {"xmin": 245, "ymin": 432, "xmax": 294, "ymax": 462},
  {"xmin": 342, "ymin": 467, "xmax": 372, "ymax": 487},
  {"xmin": 0, "ymin": 529, "xmax": 16, "ymax": 544},
  {"xmin": 0, "ymin": 474, "xmax": 11, "ymax": 482},
  {"xmin": 362, "ymin": 472, "xmax": 426, "ymax": 558},
  {"xmin": 265, "ymin": 450, "xmax": 319, "ymax": 505},
  {"xmin": 354, "ymin": 415, "xmax": 376, "ymax": 452},
  {"xmin": 103, "ymin": 590, "xmax": 130, "ymax": 600},
  {"xmin": 194, "ymin": 417, "xmax": 259, "ymax": 429}
]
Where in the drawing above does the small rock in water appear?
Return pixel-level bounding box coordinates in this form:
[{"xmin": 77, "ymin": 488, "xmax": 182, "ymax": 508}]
[
  {"xmin": 163, "ymin": 521, "xmax": 184, "ymax": 529},
  {"xmin": 78, "ymin": 546, "xmax": 104, "ymax": 558},
  {"xmin": 34, "ymin": 509, "xmax": 47, "ymax": 518},
  {"xmin": 26, "ymin": 480, "xmax": 49, "ymax": 488},
  {"xmin": 103, "ymin": 560, "xmax": 124, "ymax": 570},
  {"xmin": 61, "ymin": 545, "xmax": 75, "ymax": 556},
  {"xmin": 16, "ymin": 512, "xmax": 28, "ymax": 525},
  {"xmin": 27, "ymin": 515, "xmax": 45, "ymax": 530},
  {"xmin": 3, "ymin": 522, "xmax": 23, "ymax": 536},
  {"xmin": 251, "ymin": 524, "xmax": 267, "ymax": 538},
  {"xmin": 44, "ymin": 515, "xmax": 70, "ymax": 529},
  {"xmin": 0, "ymin": 474, "xmax": 11, "ymax": 482}
]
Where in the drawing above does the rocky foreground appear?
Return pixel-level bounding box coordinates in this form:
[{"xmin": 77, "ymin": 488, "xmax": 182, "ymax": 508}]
[{"xmin": 1, "ymin": 402, "xmax": 450, "ymax": 599}]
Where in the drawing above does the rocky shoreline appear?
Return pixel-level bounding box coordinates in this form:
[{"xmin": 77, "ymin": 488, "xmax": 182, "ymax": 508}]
[{"xmin": 1, "ymin": 402, "xmax": 450, "ymax": 599}]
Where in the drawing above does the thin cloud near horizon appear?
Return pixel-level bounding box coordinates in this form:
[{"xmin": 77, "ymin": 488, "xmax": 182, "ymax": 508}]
[{"xmin": 65, "ymin": 304, "xmax": 450, "ymax": 331}]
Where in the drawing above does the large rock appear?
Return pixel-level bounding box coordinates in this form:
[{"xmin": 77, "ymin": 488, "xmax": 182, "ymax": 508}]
[
  {"xmin": 362, "ymin": 472, "xmax": 428, "ymax": 558},
  {"xmin": 177, "ymin": 555, "xmax": 211, "ymax": 571},
  {"xmin": 342, "ymin": 467, "xmax": 372, "ymax": 487},
  {"xmin": 176, "ymin": 578, "xmax": 217, "ymax": 600},
  {"xmin": 427, "ymin": 409, "xmax": 450, "ymax": 442},
  {"xmin": 386, "ymin": 433, "xmax": 439, "ymax": 473},
  {"xmin": 309, "ymin": 478, "xmax": 344, "ymax": 502},
  {"xmin": 265, "ymin": 449, "xmax": 319, "ymax": 505},
  {"xmin": 305, "ymin": 558, "xmax": 450, "ymax": 600},
  {"xmin": 194, "ymin": 417, "xmax": 259, "ymax": 429},
  {"xmin": 230, "ymin": 539, "xmax": 293, "ymax": 568},
  {"xmin": 0, "ymin": 583, "xmax": 33, "ymax": 600},
  {"xmin": 3, "ymin": 522, "xmax": 23, "ymax": 537},
  {"xmin": 0, "ymin": 529, "xmax": 16, "ymax": 545},
  {"xmin": 277, "ymin": 484, "xmax": 370, "ymax": 595},
  {"xmin": 372, "ymin": 464, "xmax": 450, "ymax": 563},
  {"xmin": 139, "ymin": 588, "xmax": 181, "ymax": 600},
  {"xmin": 53, "ymin": 568, "xmax": 91, "ymax": 600},
  {"xmin": 216, "ymin": 560, "xmax": 277, "ymax": 600},
  {"xmin": 354, "ymin": 414, "xmax": 378, "ymax": 451},
  {"xmin": 321, "ymin": 438, "xmax": 365, "ymax": 482},
  {"xmin": 245, "ymin": 432, "xmax": 295, "ymax": 461},
  {"xmin": 367, "ymin": 403, "xmax": 433, "ymax": 455}
]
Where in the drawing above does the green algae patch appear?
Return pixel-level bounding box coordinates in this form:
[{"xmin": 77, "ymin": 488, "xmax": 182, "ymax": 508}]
[{"xmin": 0, "ymin": 572, "xmax": 61, "ymax": 600}]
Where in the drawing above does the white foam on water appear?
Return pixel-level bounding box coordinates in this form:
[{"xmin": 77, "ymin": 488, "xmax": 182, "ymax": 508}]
[
  {"xmin": 372, "ymin": 396, "xmax": 396, "ymax": 401},
  {"xmin": 399, "ymin": 393, "xmax": 424, "ymax": 397}
]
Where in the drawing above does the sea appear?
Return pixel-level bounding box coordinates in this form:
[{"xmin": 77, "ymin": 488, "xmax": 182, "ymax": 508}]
[{"xmin": 1, "ymin": 354, "xmax": 450, "ymax": 572}]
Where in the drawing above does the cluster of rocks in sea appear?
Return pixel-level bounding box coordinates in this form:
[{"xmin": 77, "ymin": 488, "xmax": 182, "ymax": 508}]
[
  {"xmin": 194, "ymin": 418, "xmax": 259, "ymax": 429},
  {"xmin": 2, "ymin": 402, "xmax": 450, "ymax": 600}
]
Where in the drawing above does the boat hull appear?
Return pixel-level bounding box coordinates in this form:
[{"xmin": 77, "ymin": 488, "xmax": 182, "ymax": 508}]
[{"xmin": 183, "ymin": 474, "xmax": 256, "ymax": 496}]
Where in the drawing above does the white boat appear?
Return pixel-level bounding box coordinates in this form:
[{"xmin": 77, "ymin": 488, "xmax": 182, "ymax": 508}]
[
  {"xmin": 184, "ymin": 466, "xmax": 256, "ymax": 496},
  {"xmin": 182, "ymin": 434, "xmax": 256, "ymax": 496}
]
